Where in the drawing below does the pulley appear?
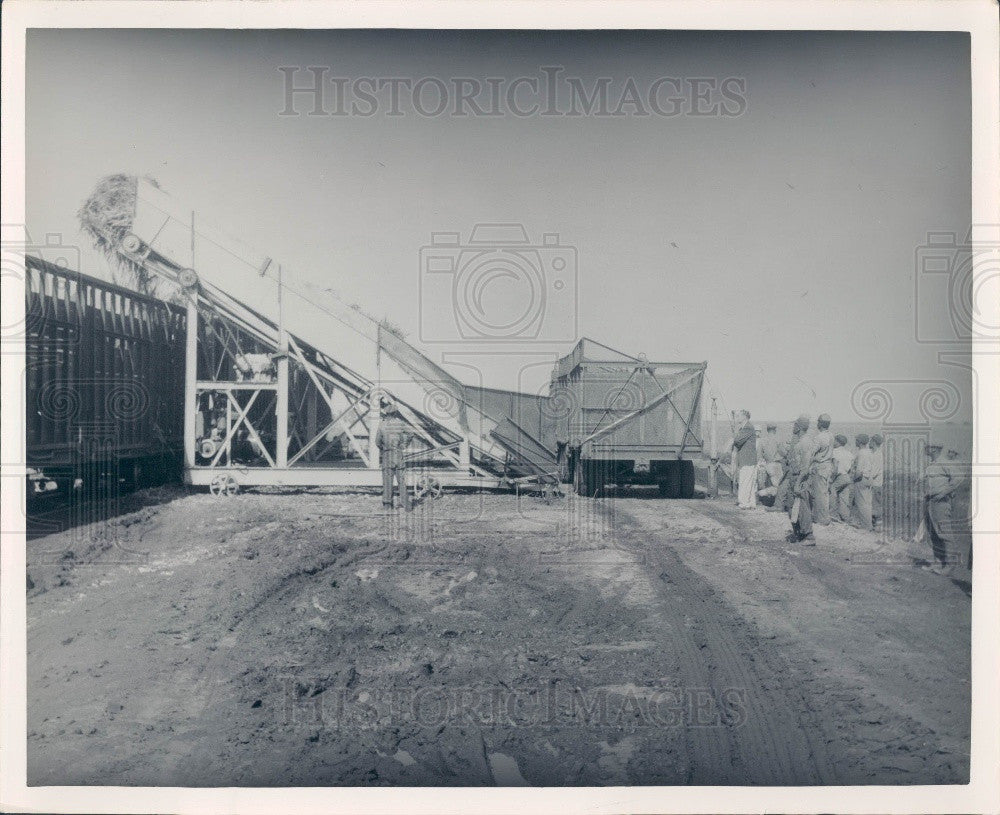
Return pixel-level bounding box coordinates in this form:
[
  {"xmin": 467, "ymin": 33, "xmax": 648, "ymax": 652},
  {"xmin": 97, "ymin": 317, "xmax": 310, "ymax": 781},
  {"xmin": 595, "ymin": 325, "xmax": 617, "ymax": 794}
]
[{"xmin": 121, "ymin": 234, "xmax": 143, "ymax": 253}]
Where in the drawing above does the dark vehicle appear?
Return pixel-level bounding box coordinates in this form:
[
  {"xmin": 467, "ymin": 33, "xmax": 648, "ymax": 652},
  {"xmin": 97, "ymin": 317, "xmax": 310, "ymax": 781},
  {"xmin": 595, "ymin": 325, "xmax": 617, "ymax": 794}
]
[{"xmin": 551, "ymin": 338, "xmax": 707, "ymax": 498}]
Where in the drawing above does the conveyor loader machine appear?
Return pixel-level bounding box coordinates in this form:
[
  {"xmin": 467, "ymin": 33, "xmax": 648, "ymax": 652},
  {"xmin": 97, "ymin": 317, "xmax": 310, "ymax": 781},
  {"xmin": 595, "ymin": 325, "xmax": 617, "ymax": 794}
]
[{"xmin": 89, "ymin": 178, "xmax": 559, "ymax": 496}]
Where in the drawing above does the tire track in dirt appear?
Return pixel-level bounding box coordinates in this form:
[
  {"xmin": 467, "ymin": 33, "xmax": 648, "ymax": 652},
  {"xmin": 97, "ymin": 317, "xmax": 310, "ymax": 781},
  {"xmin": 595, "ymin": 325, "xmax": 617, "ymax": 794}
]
[
  {"xmin": 172, "ymin": 498, "xmax": 831, "ymax": 785},
  {"xmin": 29, "ymin": 491, "xmax": 963, "ymax": 785},
  {"xmin": 625, "ymin": 498, "xmax": 967, "ymax": 784},
  {"xmin": 611, "ymin": 501, "xmax": 836, "ymax": 785}
]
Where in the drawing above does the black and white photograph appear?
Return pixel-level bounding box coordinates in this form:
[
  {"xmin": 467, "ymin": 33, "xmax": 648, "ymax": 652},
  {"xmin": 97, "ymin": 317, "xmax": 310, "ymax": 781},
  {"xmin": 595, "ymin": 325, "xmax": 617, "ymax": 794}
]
[{"xmin": 1, "ymin": 2, "xmax": 998, "ymax": 813}]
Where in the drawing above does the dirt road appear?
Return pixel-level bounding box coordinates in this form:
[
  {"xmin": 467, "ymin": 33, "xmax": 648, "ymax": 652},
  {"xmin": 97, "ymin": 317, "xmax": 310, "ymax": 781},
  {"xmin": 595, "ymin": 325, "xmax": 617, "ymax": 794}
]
[{"xmin": 26, "ymin": 488, "xmax": 970, "ymax": 786}]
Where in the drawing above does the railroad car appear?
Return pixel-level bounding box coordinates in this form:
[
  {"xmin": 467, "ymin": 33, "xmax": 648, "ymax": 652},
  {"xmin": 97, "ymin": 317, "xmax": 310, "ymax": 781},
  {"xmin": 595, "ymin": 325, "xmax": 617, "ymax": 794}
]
[{"xmin": 24, "ymin": 255, "xmax": 186, "ymax": 501}]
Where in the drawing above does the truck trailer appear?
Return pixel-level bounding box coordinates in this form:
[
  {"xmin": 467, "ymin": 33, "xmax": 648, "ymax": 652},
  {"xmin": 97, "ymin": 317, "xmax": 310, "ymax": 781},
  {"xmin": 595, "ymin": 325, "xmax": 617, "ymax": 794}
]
[{"xmin": 551, "ymin": 338, "xmax": 707, "ymax": 498}]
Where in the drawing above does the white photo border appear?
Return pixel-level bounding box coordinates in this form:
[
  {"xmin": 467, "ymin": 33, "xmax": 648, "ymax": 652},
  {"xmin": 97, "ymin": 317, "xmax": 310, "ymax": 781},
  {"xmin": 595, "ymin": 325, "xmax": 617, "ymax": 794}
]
[{"xmin": 1, "ymin": 2, "xmax": 997, "ymax": 813}]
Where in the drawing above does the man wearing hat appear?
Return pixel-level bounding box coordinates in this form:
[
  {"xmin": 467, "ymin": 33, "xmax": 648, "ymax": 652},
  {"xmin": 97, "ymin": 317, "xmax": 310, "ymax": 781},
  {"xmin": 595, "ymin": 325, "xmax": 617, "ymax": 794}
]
[
  {"xmin": 810, "ymin": 414, "xmax": 835, "ymax": 525},
  {"xmin": 786, "ymin": 415, "xmax": 816, "ymax": 544},
  {"xmin": 375, "ymin": 397, "xmax": 413, "ymax": 511},
  {"xmin": 869, "ymin": 434, "xmax": 885, "ymax": 531},
  {"xmin": 850, "ymin": 433, "xmax": 874, "ymax": 529},
  {"xmin": 918, "ymin": 442, "xmax": 961, "ymax": 575},
  {"xmin": 829, "ymin": 433, "xmax": 855, "ymax": 522}
]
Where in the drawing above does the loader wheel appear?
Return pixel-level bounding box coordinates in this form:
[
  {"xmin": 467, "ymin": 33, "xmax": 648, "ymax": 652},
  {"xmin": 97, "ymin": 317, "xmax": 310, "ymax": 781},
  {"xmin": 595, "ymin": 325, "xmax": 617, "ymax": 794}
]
[
  {"xmin": 537, "ymin": 482, "xmax": 563, "ymax": 504},
  {"xmin": 413, "ymin": 475, "xmax": 443, "ymax": 500},
  {"xmin": 209, "ymin": 474, "xmax": 239, "ymax": 496}
]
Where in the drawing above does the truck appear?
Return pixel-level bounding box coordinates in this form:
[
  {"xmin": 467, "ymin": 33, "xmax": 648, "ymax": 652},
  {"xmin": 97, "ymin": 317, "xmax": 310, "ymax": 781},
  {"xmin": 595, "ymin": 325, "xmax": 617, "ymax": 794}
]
[{"xmin": 551, "ymin": 338, "xmax": 707, "ymax": 498}]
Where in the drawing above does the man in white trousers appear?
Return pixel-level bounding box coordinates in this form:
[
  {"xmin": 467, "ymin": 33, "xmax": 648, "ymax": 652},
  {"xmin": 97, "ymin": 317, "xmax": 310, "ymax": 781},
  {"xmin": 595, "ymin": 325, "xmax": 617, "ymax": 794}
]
[{"xmin": 732, "ymin": 409, "xmax": 758, "ymax": 510}]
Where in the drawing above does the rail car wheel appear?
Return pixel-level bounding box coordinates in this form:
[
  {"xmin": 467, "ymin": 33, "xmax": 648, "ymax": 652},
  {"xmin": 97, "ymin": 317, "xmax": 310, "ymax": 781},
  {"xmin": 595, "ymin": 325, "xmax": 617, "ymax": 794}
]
[
  {"xmin": 209, "ymin": 474, "xmax": 239, "ymax": 497},
  {"xmin": 413, "ymin": 475, "xmax": 443, "ymax": 500}
]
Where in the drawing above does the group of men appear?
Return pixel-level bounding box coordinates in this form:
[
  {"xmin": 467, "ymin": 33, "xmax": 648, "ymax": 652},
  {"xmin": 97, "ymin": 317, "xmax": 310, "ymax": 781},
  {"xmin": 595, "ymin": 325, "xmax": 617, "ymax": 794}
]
[
  {"xmin": 729, "ymin": 411, "xmax": 967, "ymax": 574},
  {"xmin": 377, "ymin": 397, "xmax": 968, "ymax": 576},
  {"xmin": 732, "ymin": 411, "xmax": 873, "ymax": 545}
]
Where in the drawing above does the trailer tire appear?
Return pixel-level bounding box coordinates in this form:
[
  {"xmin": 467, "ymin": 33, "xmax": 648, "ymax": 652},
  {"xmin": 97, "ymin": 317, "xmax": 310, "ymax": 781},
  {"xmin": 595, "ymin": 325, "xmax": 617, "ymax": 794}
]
[
  {"xmin": 581, "ymin": 460, "xmax": 608, "ymax": 498},
  {"xmin": 657, "ymin": 461, "xmax": 683, "ymax": 498},
  {"xmin": 679, "ymin": 459, "xmax": 696, "ymax": 499}
]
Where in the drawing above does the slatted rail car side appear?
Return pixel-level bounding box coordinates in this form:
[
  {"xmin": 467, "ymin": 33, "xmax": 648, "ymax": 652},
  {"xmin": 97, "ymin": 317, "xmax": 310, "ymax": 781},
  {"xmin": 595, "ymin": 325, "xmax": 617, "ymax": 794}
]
[{"xmin": 24, "ymin": 255, "xmax": 186, "ymax": 498}]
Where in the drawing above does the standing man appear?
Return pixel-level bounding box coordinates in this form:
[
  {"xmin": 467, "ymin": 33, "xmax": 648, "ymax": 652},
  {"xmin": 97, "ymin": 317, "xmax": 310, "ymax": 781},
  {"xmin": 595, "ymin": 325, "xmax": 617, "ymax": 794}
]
[
  {"xmin": 555, "ymin": 430, "xmax": 570, "ymax": 484},
  {"xmin": 869, "ymin": 433, "xmax": 885, "ymax": 531},
  {"xmin": 732, "ymin": 409, "xmax": 758, "ymax": 510},
  {"xmin": 767, "ymin": 432, "xmax": 792, "ymax": 513},
  {"xmin": 786, "ymin": 415, "xmax": 816, "ymax": 544},
  {"xmin": 830, "ymin": 434, "xmax": 855, "ymax": 522},
  {"xmin": 758, "ymin": 422, "xmax": 783, "ymax": 493},
  {"xmin": 944, "ymin": 446, "xmax": 971, "ymax": 569},
  {"xmin": 850, "ymin": 433, "xmax": 873, "ymax": 530},
  {"xmin": 375, "ymin": 398, "xmax": 413, "ymax": 511},
  {"xmin": 811, "ymin": 413, "xmax": 834, "ymax": 525},
  {"xmin": 918, "ymin": 443, "xmax": 961, "ymax": 576}
]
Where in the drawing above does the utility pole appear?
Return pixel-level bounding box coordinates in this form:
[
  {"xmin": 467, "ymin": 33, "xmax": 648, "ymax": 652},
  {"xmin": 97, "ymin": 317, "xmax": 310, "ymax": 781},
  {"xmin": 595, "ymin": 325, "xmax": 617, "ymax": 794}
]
[
  {"xmin": 709, "ymin": 396, "xmax": 719, "ymax": 498},
  {"xmin": 730, "ymin": 410, "xmax": 738, "ymax": 497},
  {"xmin": 183, "ymin": 212, "xmax": 198, "ymax": 476},
  {"xmin": 275, "ymin": 264, "xmax": 289, "ymax": 469}
]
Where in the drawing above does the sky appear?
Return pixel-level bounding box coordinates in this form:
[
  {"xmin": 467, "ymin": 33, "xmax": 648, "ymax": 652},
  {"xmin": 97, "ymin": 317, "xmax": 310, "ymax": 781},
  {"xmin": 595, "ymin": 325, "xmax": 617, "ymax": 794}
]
[{"xmin": 26, "ymin": 29, "xmax": 973, "ymax": 423}]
